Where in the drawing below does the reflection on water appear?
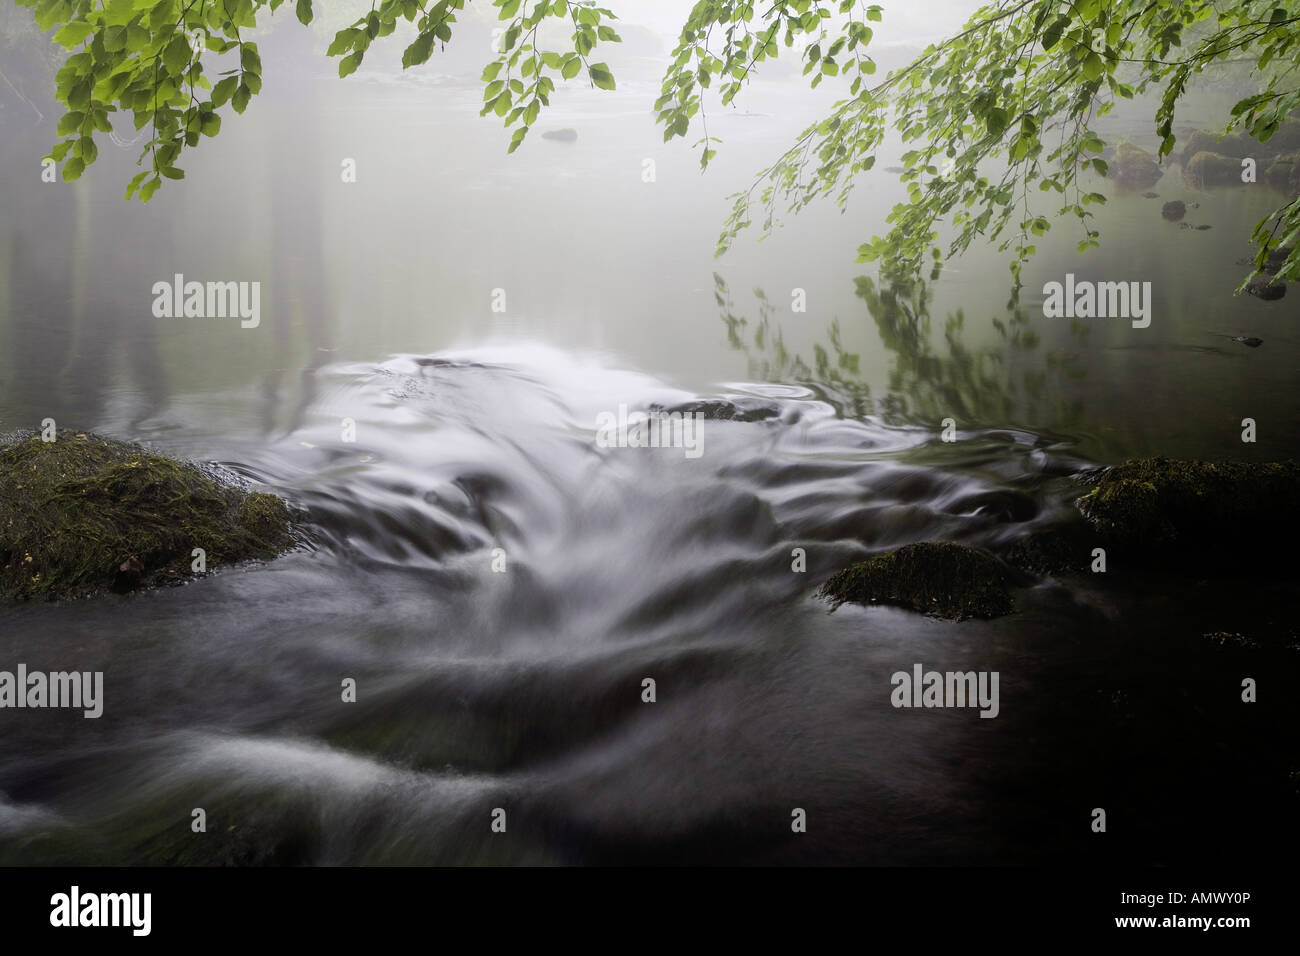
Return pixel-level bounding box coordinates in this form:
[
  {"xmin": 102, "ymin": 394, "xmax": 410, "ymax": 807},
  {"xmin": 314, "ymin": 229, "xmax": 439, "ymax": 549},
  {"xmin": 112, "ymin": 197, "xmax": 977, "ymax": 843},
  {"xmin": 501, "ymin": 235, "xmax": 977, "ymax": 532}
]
[{"xmin": 0, "ymin": 13, "xmax": 1297, "ymax": 867}]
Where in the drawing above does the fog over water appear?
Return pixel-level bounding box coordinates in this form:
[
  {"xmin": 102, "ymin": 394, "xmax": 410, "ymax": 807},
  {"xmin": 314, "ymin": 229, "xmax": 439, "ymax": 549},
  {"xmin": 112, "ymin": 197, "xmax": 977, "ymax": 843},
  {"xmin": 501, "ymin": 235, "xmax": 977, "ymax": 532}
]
[{"xmin": 0, "ymin": 0, "xmax": 1295, "ymax": 866}]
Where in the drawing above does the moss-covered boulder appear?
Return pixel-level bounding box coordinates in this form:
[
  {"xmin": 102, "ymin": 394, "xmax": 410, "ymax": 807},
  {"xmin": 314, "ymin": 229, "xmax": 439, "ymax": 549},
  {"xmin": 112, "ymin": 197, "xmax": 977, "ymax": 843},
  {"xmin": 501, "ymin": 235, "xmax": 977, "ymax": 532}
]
[
  {"xmin": 1108, "ymin": 142, "xmax": 1163, "ymax": 188},
  {"xmin": 0, "ymin": 431, "xmax": 295, "ymax": 601},
  {"xmin": 1180, "ymin": 129, "xmax": 1254, "ymax": 163},
  {"xmin": 1183, "ymin": 150, "xmax": 1242, "ymax": 188},
  {"xmin": 1264, "ymin": 153, "xmax": 1300, "ymax": 193},
  {"xmin": 1076, "ymin": 457, "xmax": 1300, "ymax": 553},
  {"xmin": 819, "ymin": 541, "xmax": 1014, "ymax": 621}
]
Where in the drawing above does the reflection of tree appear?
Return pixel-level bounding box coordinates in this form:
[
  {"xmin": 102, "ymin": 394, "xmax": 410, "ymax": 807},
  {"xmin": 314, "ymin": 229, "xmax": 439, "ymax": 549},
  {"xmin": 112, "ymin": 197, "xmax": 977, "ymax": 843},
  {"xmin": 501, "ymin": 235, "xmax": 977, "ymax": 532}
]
[
  {"xmin": 716, "ymin": 268, "xmax": 1091, "ymax": 435},
  {"xmin": 716, "ymin": 272, "xmax": 871, "ymax": 419}
]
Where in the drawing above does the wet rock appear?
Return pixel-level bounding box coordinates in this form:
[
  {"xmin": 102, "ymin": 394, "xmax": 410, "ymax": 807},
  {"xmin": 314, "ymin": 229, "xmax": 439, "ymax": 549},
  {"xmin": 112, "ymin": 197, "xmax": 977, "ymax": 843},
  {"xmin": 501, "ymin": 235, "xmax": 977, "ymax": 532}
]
[
  {"xmin": 1245, "ymin": 275, "xmax": 1287, "ymax": 300},
  {"xmin": 1180, "ymin": 129, "xmax": 1254, "ymax": 163},
  {"xmin": 1141, "ymin": 191, "xmax": 1160, "ymax": 198},
  {"xmin": 1183, "ymin": 150, "xmax": 1241, "ymax": 188},
  {"xmin": 1001, "ymin": 522, "xmax": 1096, "ymax": 576},
  {"xmin": 1161, "ymin": 200, "xmax": 1186, "ymax": 221},
  {"xmin": 1233, "ymin": 336, "xmax": 1263, "ymax": 348},
  {"xmin": 0, "ymin": 431, "xmax": 295, "ymax": 602},
  {"xmin": 1108, "ymin": 142, "xmax": 1164, "ymax": 188},
  {"xmin": 1263, "ymin": 152, "xmax": 1300, "ymax": 196},
  {"xmin": 1195, "ymin": 224, "xmax": 1213, "ymax": 230},
  {"xmin": 540, "ymin": 128, "xmax": 578, "ymax": 142},
  {"xmin": 649, "ymin": 398, "xmax": 779, "ymax": 422},
  {"xmin": 1075, "ymin": 457, "xmax": 1300, "ymax": 555},
  {"xmin": 819, "ymin": 541, "xmax": 1014, "ymax": 620},
  {"xmin": 112, "ymin": 555, "xmax": 145, "ymax": 593}
]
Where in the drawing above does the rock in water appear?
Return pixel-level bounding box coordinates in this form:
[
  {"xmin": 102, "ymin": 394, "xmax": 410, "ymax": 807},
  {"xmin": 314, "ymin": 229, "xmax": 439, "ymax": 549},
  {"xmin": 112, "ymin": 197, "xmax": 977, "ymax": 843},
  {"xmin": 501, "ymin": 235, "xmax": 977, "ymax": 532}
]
[
  {"xmin": 1076, "ymin": 457, "xmax": 1300, "ymax": 555},
  {"xmin": 819, "ymin": 541, "xmax": 1014, "ymax": 621},
  {"xmin": 1108, "ymin": 142, "xmax": 1164, "ymax": 188},
  {"xmin": 1245, "ymin": 275, "xmax": 1287, "ymax": 300},
  {"xmin": 1234, "ymin": 336, "xmax": 1263, "ymax": 347},
  {"xmin": 540, "ymin": 128, "xmax": 578, "ymax": 142},
  {"xmin": 0, "ymin": 431, "xmax": 295, "ymax": 601},
  {"xmin": 1142, "ymin": 192, "xmax": 1160, "ymax": 198},
  {"xmin": 1183, "ymin": 150, "xmax": 1241, "ymax": 187},
  {"xmin": 1161, "ymin": 200, "xmax": 1186, "ymax": 221}
]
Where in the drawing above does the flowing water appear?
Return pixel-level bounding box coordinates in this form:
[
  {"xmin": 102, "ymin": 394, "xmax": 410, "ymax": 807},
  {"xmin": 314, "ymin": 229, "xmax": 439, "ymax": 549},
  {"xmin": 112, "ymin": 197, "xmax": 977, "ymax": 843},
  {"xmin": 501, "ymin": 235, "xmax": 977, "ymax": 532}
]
[{"xmin": 0, "ymin": 15, "xmax": 1297, "ymax": 865}]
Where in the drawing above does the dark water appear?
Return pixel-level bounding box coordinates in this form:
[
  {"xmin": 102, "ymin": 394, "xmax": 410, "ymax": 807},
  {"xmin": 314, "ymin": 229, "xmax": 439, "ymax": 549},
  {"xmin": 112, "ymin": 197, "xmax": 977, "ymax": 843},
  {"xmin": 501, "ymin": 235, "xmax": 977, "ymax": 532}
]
[{"xmin": 0, "ymin": 21, "xmax": 1297, "ymax": 865}]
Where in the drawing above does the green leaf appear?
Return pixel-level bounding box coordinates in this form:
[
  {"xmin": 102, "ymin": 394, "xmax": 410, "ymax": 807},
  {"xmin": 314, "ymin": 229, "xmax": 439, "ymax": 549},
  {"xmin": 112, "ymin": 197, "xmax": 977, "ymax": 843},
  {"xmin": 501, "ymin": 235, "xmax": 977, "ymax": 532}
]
[
  {"xmin": 327, "ymin": 29, "xmax": 360, "ymax": 57},
  {"xmin": 1082, "ymin": 51, "xmax": 1103, "ymax": 82},
  {"xmin": 296, "ymin": 0, "xmax": 313, "ymax": 26},
  {"xmin": 561, "ymin": 56, "xmax": 581, "ymax": 80},
  {"xmin": 105, "ymin": 0, "xmax": 135, "ymax": 26},
  {"xmin": 63, "ymin": 156, "xmax": 85, "ymax": 181},
  {"xmin": 986, "ymin": 107, "xmax": 1008, "ymax": 137},
  {"xmin": 103, "ymin": 26, "xmax": 128, "ymax": 53},
  {"xmin": 56, "ymin": 111, "xmax": 84, "ymax": 136},
  {"xmin": 403, "ymin": 32, "xmax": 434, "ymax": 68},
  {"xmin": 232, "ymin": 83, "xmax": 251, "ymax": 113},
  {"xmin": 588, "ymin": 63, "xmax": 615, "ymax": 91},
  {"xmin": 339, "ymin": 52, "xmax": 363, "ymax": 78},
  {"xmin": 211, "ymin": 76, "xmax": 238, "ymax": 108},
  {"xmin": 240, "ymin": 44, "xmax": 262, "ymax": 76},
  {"xmin": 163, "ymin": 35, "xmax": 192, "ymax": 76},
  {"xmin": 1041, "ymin": 16, "xmax": 1069, "ymax": 51},
  {"xmin": 52, "ymin": 21, "xmax": 94, "ymax": 49}
]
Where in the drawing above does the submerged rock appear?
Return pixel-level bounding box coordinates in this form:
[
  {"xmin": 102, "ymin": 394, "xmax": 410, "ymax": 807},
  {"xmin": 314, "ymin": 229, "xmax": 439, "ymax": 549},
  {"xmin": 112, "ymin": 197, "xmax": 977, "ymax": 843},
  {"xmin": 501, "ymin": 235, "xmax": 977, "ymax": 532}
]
[
  {"xmin": 540, "ymin": 128, "xmax": 578, "ymax": 142},
  {"xmin": 1161, "ymin": 200, "xmax": 1186, "ymax": 221},
  {"xmin": 819, "ymin": 541, "xmax": 1014, "ymax": 621},
  {"xmin": 1076, "ymin": 457, "xmax": 1300, "ymax": 553},
  {"xmin": 1245, "ymin": 275, "xmax": 1287, "ymax": 300},
  {"xmin": 1141, "ymin": 191, "xmax": 1160, "ymax": 198},
  {"xmin": 0, "ymin": 431, "xmax": 295, "ymax": 601}
]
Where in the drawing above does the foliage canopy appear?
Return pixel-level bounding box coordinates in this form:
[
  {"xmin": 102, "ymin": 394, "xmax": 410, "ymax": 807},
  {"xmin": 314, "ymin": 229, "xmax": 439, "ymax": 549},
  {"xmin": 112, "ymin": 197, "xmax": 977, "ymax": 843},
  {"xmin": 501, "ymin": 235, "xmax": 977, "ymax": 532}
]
[{"xmin": 14, "ymin": 0, "xmax": 1300, "ymax": 286}]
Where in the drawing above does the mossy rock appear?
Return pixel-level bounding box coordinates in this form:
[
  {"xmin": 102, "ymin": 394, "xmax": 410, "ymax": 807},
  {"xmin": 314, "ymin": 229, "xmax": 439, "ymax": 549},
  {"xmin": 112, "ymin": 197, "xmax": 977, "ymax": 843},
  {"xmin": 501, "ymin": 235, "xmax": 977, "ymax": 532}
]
[
  {"xmin": 0, "ymin": 431, "xmax": 295, "ymax": 601},
  {"xmin": 819, "ymin": 541, "xmax": 1014, "ymax": 621},
  {"xmin": 1180, "ymin": 130, "xmax": 1254, "ymax": 163},
  {"xmin": 1183, "ymin": 150, "xmax": 1242, "ymax": 188},
  {"xmin": 1264, "ymin": 153, "xmax": 1300, "ymax": 192},
  {"xmin": 1076, "ymin": 457, "xmax": 1300, "ymax": 552},
  {"xmin": 1108, "ymin": 142, "xmax": 1163, "ymax": 188}
]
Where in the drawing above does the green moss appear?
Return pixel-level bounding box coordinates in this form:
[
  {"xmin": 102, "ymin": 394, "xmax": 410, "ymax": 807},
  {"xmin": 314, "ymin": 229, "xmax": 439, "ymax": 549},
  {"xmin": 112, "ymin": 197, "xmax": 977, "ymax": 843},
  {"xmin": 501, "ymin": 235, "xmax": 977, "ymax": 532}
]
[
  {"xmin": 1183, "ymin": 150, "xmax": 1242, "ymax": 187},
  {"xmin": 819, "ymin": 541, "xmax": 1014, "ymax": 621},
  {"xmin": 0, "ymin": 430, "xmax": 294, "ymax": 602},
  {"xmin": 1076, "ymin": 457, "xmax": 1300, "ymax": 550}
]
